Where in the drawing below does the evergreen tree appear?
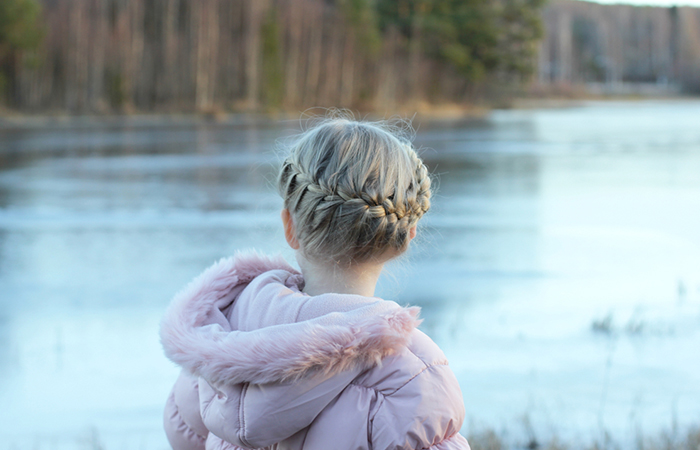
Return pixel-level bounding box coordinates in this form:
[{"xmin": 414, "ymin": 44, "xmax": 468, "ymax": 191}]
[
  {"xmin": 497, "ymin": 0, "xmax": 546, "ymax": 80},
  {"xmin": 375, "ymin": 0, "xmax": 544, "ymax": 82},
  {"xmin": 0, "ymin": 0, "xmax": 43, "ymax": 104}
]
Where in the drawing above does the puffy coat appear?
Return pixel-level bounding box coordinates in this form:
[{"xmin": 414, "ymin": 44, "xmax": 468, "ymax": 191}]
[{"xmin": 160, "ymin": 252, "xmax": 469, "ymax": 450}]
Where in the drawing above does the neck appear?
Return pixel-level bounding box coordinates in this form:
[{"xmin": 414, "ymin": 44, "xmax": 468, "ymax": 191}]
[{"xmin": 297, "ymin": 253, "xmax": 384, "ymax": 297}]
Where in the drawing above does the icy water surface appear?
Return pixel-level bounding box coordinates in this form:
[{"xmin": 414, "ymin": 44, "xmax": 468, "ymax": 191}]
[{"xmin": 0, "ymin": 101, "xmax": 699, "ymax": 449}]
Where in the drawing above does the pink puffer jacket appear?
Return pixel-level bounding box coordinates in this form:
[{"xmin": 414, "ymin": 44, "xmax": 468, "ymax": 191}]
[{"xmin": 160, "ymin": 252, "xmax": 469, "ymax": 450}]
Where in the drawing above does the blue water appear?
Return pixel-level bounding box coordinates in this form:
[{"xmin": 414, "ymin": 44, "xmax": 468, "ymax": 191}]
[{"xmin": 1, "ymin": 101, "xmax": 699, "ymax": 449}]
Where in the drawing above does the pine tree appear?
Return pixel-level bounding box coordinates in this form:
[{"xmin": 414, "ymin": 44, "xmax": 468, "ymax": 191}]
[{"xmin": 0, "ymin": 0, "xmax": 43, "ymax": 104}]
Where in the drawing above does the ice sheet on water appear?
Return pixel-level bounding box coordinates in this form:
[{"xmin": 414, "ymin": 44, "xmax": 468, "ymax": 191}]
[{"xmin": 1, "ymin": 101, "xmax": 700, "ymax": 448}]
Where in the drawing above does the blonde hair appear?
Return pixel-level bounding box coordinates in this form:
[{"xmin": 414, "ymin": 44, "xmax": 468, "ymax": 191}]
[{"xmin": 278, "ymin": 117, "xmax": 431, "ymax": 265}]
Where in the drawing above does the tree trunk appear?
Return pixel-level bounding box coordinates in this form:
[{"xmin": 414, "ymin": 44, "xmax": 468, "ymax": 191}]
[{"xmin": 244, "ymin": 0, "xmax": 266, "ymax": 110}]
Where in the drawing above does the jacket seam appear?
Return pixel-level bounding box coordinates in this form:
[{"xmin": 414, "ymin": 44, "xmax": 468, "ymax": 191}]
[
  {"xmin": 368, "ymin": 392, "xmax": 385, "ymax": 450},
  {"xmin": 238, "ymin": 382, "xmax": 251, "ymax": 448},
  {"xmin": 348, "ymin": 382, "xmax": 386, "ymax": 397},
  {"xmin": 299, "ymin": 428, "xmax": 309, "ymax": 448},
  {"xmin": 387, "ymin": 361, "xmax": 449, "ymax": 396},
  {"xmin": 342, "ymin": 384, "xmax": 380, "ymax": 450},
  {"xmin": 169, "ymin": 390, "xmax": 208, "ymax": 442},
  {"xmin": 348, "ymin": 360, "xmax": 448, "ymax": 397},
  {"xmin": 407, "ymin": 346, "xmax": 431, "ymax": 368},
  {"xmin": 199, "ymin": 383, "xmax": 214, "ymax": 427}
]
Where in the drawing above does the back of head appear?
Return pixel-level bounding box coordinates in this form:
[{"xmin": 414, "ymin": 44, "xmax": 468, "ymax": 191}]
[{"xmin": 278, "ymin": 117, "xmax": 431, "ymax": 265}]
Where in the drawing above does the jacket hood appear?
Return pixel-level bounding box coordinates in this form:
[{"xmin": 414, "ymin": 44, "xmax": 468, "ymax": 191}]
[{"xmin": 160, "ymin": 251, "xmax": 421, "ymax": 385}]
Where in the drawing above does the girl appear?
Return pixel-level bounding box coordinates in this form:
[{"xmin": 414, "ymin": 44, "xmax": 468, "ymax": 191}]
[{"xmin": 160, "ymin": 117, "xmax": 470, "ymax": 450}]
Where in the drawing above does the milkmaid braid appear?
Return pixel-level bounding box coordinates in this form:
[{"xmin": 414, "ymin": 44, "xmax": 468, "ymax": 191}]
[{"xmin": 278, "ymin": 118, "xmax": 431, "ymax": 265}]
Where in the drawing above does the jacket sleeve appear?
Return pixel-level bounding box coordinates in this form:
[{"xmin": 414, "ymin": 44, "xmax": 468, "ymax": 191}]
[
  {"xmin": 370, "ymin": 361, "xmax": 469, "ymax": 450},
  {"xmin": 164, "ymin": 371, "xmax": 209, "ymax": 450},
  {"xmin": 198, "ymin": 367, "xmax": 363, "ymax": 449},
  {"xmin": 299, "ymin": 358, "xmax": 469, "ymax": 450}
]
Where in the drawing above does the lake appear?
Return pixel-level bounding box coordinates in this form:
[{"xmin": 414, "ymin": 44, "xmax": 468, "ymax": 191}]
[{"xmin": 1, "ymin": 100, "xmax": 699, "ymax": 449}]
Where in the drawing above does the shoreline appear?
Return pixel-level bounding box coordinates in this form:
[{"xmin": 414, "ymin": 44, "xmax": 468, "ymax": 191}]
[{"xmin": 1, "ymin": 96, "xmax": 698, "ymax": 130}]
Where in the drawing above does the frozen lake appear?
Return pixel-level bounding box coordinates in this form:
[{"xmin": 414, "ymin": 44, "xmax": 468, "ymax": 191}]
[{"xmin": 1, "ymin": 101, "xmax": 699, "ymax": 449}]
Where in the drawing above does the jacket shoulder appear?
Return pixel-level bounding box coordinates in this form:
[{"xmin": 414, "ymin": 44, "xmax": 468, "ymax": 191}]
[
  {"xmin": 355, "ymin": 330, "xmax": 467, "ymax": 450},
  {"xmin": 353, "ymin": 329, "xmax": 449, "ymax": 395}
]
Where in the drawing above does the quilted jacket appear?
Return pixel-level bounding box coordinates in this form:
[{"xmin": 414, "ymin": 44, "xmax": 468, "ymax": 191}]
[{"xmin": 160, "ymin": 252, "xmax": 469, "ymax": 450}]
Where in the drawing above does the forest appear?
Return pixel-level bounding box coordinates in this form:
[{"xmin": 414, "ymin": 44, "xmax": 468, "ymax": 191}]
[
  {"xmin": 0, "ymin": 0, "xmax": 545, "ymax": 112},
  {"xmin": 0, "ymin": 0, "xmax": 699, "ymax": 113}
]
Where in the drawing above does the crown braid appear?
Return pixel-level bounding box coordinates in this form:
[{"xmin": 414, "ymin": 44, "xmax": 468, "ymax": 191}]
[{"xmin": 278, "ymin": 119, "xmax": 431, "ymax": 265}]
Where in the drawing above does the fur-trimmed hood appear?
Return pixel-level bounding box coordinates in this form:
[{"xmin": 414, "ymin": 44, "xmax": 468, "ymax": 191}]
[{"xmin": 159, "ymin": 251, "xmax": 422, "ymax": 385}]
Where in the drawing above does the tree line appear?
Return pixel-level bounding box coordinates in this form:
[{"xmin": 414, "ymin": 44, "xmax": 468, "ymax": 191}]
[
  {"xmin": 3, "ymin": 0, "xmax": 699, "ymax": 114},
  {"xmin": 538, "ymin": 0, "xmax": 700, "ymax": 94},
  {"xmin": 1, "ymin": 0, "xmax": 544, "ymax": 113}
]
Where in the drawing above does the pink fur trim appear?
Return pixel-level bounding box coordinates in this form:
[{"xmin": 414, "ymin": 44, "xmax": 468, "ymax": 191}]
[{"xmin": 160, "ymin": 251, "xmax": 421, "ymax": 384}]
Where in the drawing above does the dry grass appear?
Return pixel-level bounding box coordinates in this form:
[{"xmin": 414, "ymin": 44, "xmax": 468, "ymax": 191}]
[{"xmin": 466, "ymin": 425, "xmax": 700, "ymax": 450}]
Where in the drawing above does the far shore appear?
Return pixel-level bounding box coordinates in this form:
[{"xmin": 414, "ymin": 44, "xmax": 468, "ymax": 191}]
[{"xmin": 1, "ymin": 95, "xmax": 698, "ymax": 130}]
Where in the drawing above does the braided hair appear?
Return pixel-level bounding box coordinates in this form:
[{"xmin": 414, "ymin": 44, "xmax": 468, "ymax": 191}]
[{"xmin": 278, "ymin": 118, "xmax": 431, "ymax": 265}]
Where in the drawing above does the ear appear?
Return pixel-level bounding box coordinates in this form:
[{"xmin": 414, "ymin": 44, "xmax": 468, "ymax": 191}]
[
  {"xmin": 409, "ymin": 225, "xmax": 417, "ymax": 241},
  {"xmin": 281, "ymin": 208, "xmax": 300, "ymax": 250}
]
